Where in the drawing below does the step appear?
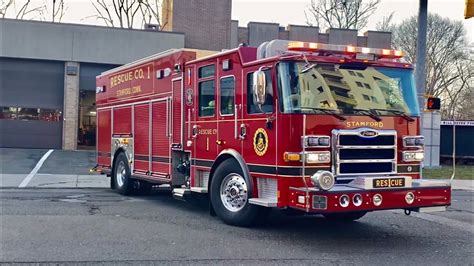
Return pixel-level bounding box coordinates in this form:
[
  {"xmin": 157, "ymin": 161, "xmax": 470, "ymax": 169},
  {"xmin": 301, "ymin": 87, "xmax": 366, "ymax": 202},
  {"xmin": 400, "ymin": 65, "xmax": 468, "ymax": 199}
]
[
  {"xmin": 248, "ymin": 198, "xmax": 277, "ymax": 207},
  {"xmin": 190, "ymin": 187, "xmax": 208, "ymax": 193},
  {"xmin": 172, "ymin": 188, "xmax": 190, "ymax": 201}
]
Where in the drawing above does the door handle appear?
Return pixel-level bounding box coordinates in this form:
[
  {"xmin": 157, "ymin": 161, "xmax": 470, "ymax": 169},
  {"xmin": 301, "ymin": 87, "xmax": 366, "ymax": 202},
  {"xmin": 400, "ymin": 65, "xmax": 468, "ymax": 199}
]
[
  {"xmin": 192, "ymin": 125, "xmax": 199, "ymax": 138},
  {"xmin": 239, "ymin": 123, "xmax": 247, "ymax": 140}
]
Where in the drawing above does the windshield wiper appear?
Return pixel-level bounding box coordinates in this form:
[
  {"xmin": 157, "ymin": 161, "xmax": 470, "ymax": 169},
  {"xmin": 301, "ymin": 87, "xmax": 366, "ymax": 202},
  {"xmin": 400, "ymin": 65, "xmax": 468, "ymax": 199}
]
[
  {"xmin": 302, "ymin": 107, "xmax": 347, "ymax": 121},
  {"xmin": 343, "ymin": 108, "xmax": 382, "ymax": 122},
  {"xmin": 370, "ymin": 108, "xmax": 415, "ymax": 122}
]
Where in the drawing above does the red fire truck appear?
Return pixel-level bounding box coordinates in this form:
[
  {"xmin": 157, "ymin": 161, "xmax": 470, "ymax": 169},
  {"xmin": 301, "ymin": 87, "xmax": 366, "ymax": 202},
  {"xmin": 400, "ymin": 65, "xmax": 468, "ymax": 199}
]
[{"xmin": 95, "ymin": 40, "xmax": 451, "ymax": 226}]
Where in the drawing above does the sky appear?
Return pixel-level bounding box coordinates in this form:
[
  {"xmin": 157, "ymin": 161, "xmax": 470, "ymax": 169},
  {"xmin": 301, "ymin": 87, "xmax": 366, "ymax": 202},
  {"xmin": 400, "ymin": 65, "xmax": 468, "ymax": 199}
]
[
  {"xmin": 6, "ymin": 0, "xmax": 474, "ymax": 43},
  {"xmin": 231, "ymin": 0, "xmax": 473, "ymax": 43}
]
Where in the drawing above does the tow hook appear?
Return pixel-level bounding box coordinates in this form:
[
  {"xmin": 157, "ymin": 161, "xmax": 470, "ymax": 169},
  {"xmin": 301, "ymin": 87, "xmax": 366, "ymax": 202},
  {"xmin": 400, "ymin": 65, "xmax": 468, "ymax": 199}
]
[{"xmin": 404, "ymin": 209, "xmax": 411, "ymax": 216}]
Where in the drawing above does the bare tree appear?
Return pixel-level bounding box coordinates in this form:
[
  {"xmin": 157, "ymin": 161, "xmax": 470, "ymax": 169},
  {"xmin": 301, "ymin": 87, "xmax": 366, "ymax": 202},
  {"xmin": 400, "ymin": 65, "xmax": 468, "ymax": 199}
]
[
  {"xmin": 391, "ymin": 14, "xmax": 473, "ymax": 119},
  {"xmin": 1, "ymin": 0, "xmax": 43, "ymax": 19},
  {"xmin": 51, "ymin": 0, "xmax": 65, "ymax": 22},
  {"xmin": 0, "ymin": 0, "xmax": 14, "ymax": 18},
  {"xmin": 305, "ymin": 0, "xmax": 380, "ymax": 30},
  {"xmin": 91, "ymin": 0, "xmax": 151, "ymax": 28},
  {"xmin": 139, "ymin": 0, "xmax": 165, "ymax": 29},
  {"xmin": 375, "ymin": 11, "xmax": 395, "ymax": 32}
]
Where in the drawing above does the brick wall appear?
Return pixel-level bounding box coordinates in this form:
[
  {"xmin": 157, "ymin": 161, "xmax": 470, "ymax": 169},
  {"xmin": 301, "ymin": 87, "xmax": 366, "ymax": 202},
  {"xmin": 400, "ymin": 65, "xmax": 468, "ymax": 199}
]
[{"xmin": 171, "ymin": 0, "xmax": 232, "ymax": 50}]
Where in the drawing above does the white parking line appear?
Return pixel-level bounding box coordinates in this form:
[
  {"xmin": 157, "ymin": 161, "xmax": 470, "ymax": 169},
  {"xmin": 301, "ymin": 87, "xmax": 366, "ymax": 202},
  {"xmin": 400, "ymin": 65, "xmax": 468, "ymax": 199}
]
[{"xmin": 18, "ymin": 149, "xmax": 54, "ymax": 188}]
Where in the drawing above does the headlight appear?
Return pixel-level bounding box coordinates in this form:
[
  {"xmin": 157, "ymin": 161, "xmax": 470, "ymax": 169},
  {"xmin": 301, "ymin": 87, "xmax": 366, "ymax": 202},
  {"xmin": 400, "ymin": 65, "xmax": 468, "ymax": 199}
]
[
  {"xmin": 305, "ymin": 151, "xmax": 331, "ymax": 164},
  {"xmin": 303, "ymin": 136, "xmax": 330, "ymax": 148},
  {"xmin": 339, "ymin": 194, "xmax": 350, "ymax": 208},
  {"xmin": 310, "ymin": 171, "xmax": 335, "ymax": 191},
  {"xmin": 403, "ymin": 136, "xmax": 424, "ymax": 147},
  {"xmin": 402, "ymin": 150, "xmax": 424, "ymax": 162}
]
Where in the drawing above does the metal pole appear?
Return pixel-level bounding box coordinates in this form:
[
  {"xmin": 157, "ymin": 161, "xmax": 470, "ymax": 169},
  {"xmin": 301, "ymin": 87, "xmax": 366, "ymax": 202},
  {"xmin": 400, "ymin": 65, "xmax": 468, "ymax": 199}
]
[
  {"xmin": 416, "ymin": 0, "xmax": 429, "ymax": 169},
  {"xmin": 416, "ymin": 0, "xmax": 428, "ymax": 110}
]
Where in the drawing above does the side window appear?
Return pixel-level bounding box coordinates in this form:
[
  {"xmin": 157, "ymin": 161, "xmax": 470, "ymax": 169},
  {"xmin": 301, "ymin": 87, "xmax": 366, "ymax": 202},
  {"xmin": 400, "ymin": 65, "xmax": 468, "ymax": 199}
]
[
  {"xmin": 247, "ymin": 70, "xmax": 274, "ymax": 114},
  {"xmin": 220, "ymin": 77, "xmax": 235, "ymax": 115},
  {"xmin": 198, "ymin": 80, "xmax": 215, "ymax": 117}
]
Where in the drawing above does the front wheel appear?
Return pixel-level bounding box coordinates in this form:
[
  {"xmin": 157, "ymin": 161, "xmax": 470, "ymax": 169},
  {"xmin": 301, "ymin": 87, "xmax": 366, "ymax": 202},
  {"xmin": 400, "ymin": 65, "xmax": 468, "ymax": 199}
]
[
  {"xmin": 210, "ymin": 159, "xmax": 268, "ymax": 226},
  {"xmin": 323, "ymin": 211, "xmax": 367, "ymax": 222}
]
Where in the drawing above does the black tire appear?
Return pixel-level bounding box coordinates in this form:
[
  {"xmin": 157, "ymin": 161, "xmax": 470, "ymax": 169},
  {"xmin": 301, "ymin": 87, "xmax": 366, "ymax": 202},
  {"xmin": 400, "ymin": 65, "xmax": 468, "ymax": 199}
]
[
  {"xmin": 323, "ymin": 211, "xmax": 367, "ymax": 222},
  {"xmin": 112, "ymin": 152, "xmax": 134, "ymax": 195},
  {"xmin": 210, "ymin": 159, "xmax": 268, "ymax": 227}
]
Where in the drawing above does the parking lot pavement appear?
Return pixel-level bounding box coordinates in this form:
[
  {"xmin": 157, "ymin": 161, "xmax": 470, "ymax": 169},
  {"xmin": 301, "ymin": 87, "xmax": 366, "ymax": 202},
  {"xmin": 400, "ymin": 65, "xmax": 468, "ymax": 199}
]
[
  {"xmin": 0, "ymin": 148, "xmax": 48, "ymax": 174},
  {"xmin": 0, "ymin": 188, "xmax": 472, "ymax": 264},
  {"xmin": 0, "ymin": 148, "xmax": 107, "ymax": 188}
]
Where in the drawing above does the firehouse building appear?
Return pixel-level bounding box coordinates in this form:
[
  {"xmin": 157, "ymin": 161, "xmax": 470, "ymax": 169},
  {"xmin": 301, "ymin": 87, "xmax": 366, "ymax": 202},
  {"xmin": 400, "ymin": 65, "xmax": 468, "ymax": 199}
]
[{"xmin": 0, "ymin": 0, "xmax": 391, "ymax": 150}]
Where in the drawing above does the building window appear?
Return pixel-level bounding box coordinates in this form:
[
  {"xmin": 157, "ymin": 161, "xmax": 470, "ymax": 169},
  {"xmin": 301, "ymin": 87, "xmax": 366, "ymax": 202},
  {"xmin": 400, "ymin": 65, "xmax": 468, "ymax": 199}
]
[
  {"xmin": 198, "ymin": 80, "xmax": 215, "ymax": 117},
  {"xmin": 247, "ymin": 70, "xmax": 274, "ymax": 114},
  {"xmin": 364, "ymin": 83, "xmax": 372, "ymax": 89},
  {"xmin": 198, "ymin": 65, "xmax": 215, "ymax": 79},
  {"xmin": 220, "ymin": 77, "xmax": 235, "ymax": 115},
  {"xmin": 356, "ymin": 81, "xmax": 364, "ymax": 88},
  {"xmin": 0, "ymin": 107, "xmax": 62, "ymax": 122},
  {"xmin": 356, "ymin": 72, "xmax": 364, "ymax": 78},
  {"xmin": 370, "ymin": 96, "xmax": 379, "ymax": 103},
  {"xmin": 363, "ymin": 94, "xmax": 371, "ymax": 101},
  {"xmin": 349, "ymin": 70, "xmax": 356, "ymax": 76}
]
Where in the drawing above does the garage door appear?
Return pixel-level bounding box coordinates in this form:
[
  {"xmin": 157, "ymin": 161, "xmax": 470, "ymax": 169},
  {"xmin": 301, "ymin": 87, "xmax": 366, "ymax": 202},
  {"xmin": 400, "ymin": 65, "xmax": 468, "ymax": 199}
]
[{"xmin": 0, "ymin": 58, "xmax": 64, "ymax": 149}]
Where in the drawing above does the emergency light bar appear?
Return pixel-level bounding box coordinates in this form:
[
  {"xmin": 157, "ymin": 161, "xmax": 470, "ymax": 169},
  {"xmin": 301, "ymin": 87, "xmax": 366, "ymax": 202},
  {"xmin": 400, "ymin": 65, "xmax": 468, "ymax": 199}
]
[{"xmin": 287, "ymin": 41, "xmax": 404, "ymax": 60}]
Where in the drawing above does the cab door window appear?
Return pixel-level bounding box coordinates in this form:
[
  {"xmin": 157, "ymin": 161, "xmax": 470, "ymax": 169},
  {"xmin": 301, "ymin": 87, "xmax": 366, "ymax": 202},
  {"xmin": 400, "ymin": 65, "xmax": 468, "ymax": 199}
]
[
  {"xmin": 220, "ymin": 76, "xmax": 235, "ymax": 115},
  {"xmin": 198, "ymin": 80, "xmax": 215, "ymax": 117},
  {"xmin": 247, "ymin": 70, "xmax": 274, "ymax": 114}
]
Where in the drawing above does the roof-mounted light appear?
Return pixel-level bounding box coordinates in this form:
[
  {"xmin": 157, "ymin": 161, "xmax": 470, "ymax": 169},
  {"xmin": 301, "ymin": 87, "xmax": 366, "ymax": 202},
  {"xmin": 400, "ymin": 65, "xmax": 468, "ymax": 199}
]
[{"xmin": 286, "ymin": 41, "xmax": 404, "ymax": 60}]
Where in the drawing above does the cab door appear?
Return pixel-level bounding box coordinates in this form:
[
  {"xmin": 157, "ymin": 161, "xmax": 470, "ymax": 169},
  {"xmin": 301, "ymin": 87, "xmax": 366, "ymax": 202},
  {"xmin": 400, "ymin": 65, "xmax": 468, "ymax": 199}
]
[
  {"xmin": 216, "ymin": 57, "xmax": 241, "ymax": 154},
  {"xmin": 192, "ymin": 63, "xmax": 218, "ymax": 168},
  {"xmin": 241, "ymin": 66, "xmax": 277, "ymax": 176}
]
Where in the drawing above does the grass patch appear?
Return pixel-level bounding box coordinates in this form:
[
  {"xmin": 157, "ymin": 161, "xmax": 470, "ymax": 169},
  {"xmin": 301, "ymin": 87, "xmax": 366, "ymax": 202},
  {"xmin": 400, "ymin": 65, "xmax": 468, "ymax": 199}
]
[{"xmin": 423, "ymin": 165, "xmax": 474, "ymax": 180}]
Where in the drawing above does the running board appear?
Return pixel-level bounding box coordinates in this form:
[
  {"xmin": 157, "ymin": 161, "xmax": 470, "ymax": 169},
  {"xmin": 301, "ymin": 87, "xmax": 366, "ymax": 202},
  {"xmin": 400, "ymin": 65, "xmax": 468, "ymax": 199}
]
[
  {"xmin": 190, "ymin": 187, "xmax": 208, "ymax": 193},
  {"xmin": 414, "ymin": 206, "xmax": 448, "ymax": 213},
  {"xmin": 172, "ymin": 188, "xmax": 190, "ymax": 201},
  {"xmin": 249, "ymin": 198, "xmax": 277, "ymax": 207}
]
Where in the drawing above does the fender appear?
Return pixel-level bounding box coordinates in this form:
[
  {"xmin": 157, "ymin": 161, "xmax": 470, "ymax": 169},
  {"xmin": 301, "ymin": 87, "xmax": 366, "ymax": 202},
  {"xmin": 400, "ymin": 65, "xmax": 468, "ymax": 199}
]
[{"xmin": 208, "ymin": 148, "xmax": 253, "ymax": 195}]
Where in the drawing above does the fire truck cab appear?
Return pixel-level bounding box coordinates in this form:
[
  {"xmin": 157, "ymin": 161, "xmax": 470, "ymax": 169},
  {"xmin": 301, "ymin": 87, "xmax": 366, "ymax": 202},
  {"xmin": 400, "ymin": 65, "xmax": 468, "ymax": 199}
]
[{"xmin": 95, "ymin": 40, "xmax": 451, "ymax": 226}]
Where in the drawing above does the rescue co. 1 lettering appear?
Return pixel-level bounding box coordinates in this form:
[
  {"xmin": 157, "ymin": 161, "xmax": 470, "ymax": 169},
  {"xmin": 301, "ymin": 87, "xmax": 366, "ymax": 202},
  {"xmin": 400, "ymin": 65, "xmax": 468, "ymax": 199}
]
[{"xmin": 110, "ymin": 65, "xmax": 151, "ymax": 97}]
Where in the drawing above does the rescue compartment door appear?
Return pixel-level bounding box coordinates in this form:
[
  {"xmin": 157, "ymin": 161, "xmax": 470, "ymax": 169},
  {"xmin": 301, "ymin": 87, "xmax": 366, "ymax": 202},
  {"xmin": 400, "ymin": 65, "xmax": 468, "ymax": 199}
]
[{"xmin": 172, "ymin": 78, "xmax": 183, "ymax": 150}]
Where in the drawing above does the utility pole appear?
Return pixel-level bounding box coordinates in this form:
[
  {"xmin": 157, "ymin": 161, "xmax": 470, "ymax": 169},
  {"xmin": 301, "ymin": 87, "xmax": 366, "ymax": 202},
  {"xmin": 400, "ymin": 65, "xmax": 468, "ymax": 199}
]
[{"xmin": 416, "ymin": 0, "xmax": 427, "ymax": 110}]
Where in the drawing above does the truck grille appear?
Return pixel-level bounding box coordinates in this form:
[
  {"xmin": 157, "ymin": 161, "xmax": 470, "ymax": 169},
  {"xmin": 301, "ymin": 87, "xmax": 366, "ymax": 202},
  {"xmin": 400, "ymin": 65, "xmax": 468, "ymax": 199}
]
[{"xmin": 333, "ymin": 128, "xmax": 397, "ymax": 177}]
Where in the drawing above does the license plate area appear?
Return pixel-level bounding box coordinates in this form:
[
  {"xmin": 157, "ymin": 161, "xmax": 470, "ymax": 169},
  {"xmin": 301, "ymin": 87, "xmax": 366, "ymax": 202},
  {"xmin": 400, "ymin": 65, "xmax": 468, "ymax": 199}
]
[
  {"xmin": 373, "ymin": 178, "xmax": 405, "ymax": 188},
  {"xmin": 349, "ymin": 176, "xmax": 412, "ymax": 189}
]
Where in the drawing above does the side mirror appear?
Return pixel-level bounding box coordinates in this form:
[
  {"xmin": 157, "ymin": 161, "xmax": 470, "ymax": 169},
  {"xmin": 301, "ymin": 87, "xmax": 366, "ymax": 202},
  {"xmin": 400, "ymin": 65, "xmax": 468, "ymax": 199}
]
[{"xmin": 253, "ymin": 69, "xmax": 267, "ymax": 106}]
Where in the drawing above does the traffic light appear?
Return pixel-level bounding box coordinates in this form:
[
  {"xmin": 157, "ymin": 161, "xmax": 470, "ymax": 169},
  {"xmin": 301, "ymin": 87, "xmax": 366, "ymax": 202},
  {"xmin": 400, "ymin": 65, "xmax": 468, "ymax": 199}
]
[
  {"xmin": 466, "ymin": 0, "xmax": 474, "ymax": 19},
  {"xmin": 426, "ymin": 97, "xmax": 441, "ymax": 110}
]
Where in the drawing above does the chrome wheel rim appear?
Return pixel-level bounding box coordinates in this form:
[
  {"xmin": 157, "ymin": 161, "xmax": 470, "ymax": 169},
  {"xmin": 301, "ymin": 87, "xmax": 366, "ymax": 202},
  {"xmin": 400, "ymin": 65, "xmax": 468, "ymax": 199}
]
[
  {"xmin": 116, "ymin": 161, "xmax": 126, "ymax": 188},
  {"xmin": 220, "ymin": 173, "xmax": 248, "ymax": 212}
]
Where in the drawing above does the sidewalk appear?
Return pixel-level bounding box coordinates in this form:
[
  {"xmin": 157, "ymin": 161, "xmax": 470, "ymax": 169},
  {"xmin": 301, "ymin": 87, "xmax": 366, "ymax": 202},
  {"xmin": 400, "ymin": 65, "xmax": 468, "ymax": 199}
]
[{"xmin": 450, "ymin": 179, "xmax": 474, "ymax": 191}]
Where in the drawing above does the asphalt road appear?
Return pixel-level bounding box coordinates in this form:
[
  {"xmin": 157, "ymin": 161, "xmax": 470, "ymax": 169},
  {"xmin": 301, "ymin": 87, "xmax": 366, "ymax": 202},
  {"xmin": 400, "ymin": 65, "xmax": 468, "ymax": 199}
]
[{"xmin": 1, "ymin": 188, "xmax": 473, "ymax": 265}]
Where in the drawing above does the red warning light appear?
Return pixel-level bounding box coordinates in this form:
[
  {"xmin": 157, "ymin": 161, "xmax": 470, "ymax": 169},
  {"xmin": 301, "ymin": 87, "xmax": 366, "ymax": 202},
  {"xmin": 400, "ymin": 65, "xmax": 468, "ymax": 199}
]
[{"xmin": 427, "ymin": 97, "xmax": 441, "ymax": 110}]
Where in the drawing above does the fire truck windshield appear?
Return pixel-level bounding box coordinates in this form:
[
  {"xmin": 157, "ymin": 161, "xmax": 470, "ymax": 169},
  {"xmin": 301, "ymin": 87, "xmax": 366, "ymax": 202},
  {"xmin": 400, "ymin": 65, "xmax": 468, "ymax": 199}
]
[{"xmin": 277, "ymin": 61, "xmax": 420, "ymax": 117}]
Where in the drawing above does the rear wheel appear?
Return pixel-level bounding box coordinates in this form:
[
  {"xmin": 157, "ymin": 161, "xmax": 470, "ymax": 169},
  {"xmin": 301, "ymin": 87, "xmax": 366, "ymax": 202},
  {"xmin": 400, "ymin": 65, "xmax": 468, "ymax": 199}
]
[
  {"xmin": 113, "ymin": 152, "xmax": 133, "ymax": 195},
  {"xmin": 210, "ymin": 159, "xmax": 268, "ymax": 226},
  {"xmin": 323, "ymin": 211, "xmax": 367, "ymax": 222}
]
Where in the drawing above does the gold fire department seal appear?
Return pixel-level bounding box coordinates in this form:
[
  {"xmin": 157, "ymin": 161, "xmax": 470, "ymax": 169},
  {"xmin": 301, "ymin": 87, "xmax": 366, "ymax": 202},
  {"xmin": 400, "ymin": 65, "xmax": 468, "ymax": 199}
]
[{"xmin": 253, "ymin": 128, "xmax": 268, "ymax": 156}]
